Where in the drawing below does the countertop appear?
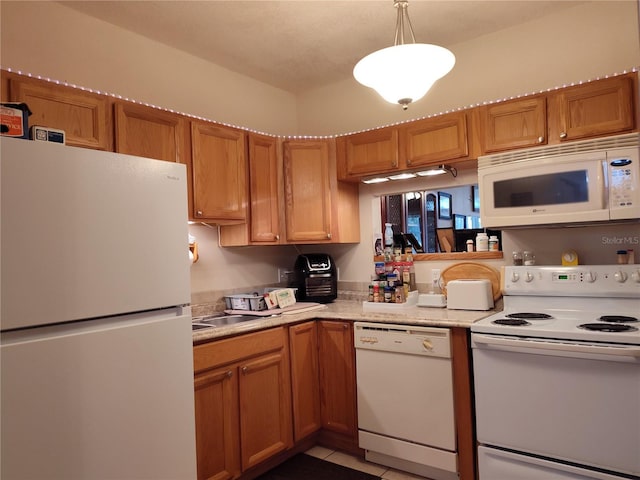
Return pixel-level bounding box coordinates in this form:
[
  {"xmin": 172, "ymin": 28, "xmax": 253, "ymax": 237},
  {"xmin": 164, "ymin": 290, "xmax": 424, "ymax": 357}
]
[{"xmin": 192, "ymin": 299, "xmax": 501, "ymax": 343}]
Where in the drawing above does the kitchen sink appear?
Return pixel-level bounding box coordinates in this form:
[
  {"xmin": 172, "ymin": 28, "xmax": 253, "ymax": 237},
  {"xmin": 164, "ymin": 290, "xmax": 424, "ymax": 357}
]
[{"xmin": 191, "ymin": 313, "xmax": 265, "ymax": 331}]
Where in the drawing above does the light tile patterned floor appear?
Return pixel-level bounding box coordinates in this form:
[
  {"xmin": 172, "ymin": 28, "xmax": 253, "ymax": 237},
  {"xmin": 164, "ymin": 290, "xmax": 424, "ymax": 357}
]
[{"xmin": 305, "ymin": 446, "xmax": 431, "ymax": 480}]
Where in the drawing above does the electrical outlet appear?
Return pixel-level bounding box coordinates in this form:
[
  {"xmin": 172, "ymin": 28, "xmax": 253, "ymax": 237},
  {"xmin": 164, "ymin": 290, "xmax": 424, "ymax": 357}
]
[
  {"xmin": 431, "ymin": 268, "xmax": 442, "ymax": 293},
  {"xmin": 431, "ymin": 268, "xmax": 441, "ymax": 282},
  {"xmin": 277, "ymin": 268, "xmax": 290, "ymax": 283}
]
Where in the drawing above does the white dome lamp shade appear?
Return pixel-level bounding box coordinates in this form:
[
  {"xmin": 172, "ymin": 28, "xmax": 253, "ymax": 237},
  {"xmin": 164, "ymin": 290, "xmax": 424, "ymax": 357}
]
[{"xmin": 353, "ymin": 1, "xmax": 455, "ymax": 110}]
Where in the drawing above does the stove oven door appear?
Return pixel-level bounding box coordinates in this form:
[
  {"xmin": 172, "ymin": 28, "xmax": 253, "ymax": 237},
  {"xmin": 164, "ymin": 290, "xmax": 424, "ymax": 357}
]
[{"xmin": 472, "ymin": 334, "xmax": 640, "ymax": 478}]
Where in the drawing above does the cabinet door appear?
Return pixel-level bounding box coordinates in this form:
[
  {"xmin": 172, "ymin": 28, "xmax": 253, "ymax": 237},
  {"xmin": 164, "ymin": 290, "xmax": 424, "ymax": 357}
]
[
  {"xmin": 194, "ymin": 367, "xmax": 241, "ymax": 480},
  {"xmin": 283, "ymin": 140, "xmax": 332, "ymax": 242},
  {"xmin": 339, "ymin": 128, "xmax": 399, "ymax": 179},
  {"xmin": 9, "ymin": 77, "xmax": 111, "ymax": 150},
  {"xmin": 289, "ymin": 321, "xmax": 321, "ymax": 441},
  {"xmin": 553, "ymin": 75, "xmax": 635, "ymax": 142},
  {"xmin": 191, "ymin": 121, "xmax": 247, "ymax": 223},
  {"xmin": 238, "ymin": 351, "xmax": 293, "ymax": 470},
  {"xmin": 114, "ymin": 101, "xmax": 186, "ymax": 163},
  {"xmin": 402, "ymin": 111, "xmax": 469, "ymax": 168},
  {"xmin": 248, "ymin": 133, "xmax": 281, "ymax": 243},
  {"xmin": 480, "ymin": 96, "xmax": 547, "ymax": 153},
  {"xmin": 317, "ymin": 320, "xmax": 358, "ymax": 450}
]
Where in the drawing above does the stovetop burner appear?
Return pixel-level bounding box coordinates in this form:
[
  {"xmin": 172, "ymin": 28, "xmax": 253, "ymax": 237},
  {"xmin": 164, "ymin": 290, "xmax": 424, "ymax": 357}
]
[
  {"xmin": 493, "ymin": 318, "xmax": 531, "ymax": 326},
  {"xmin": 506, "ymin": 312, "xmax": 553, "ymax": 320},
  {"xmin": 578, "ymin": 323, "xmax": 639, "ymax": 333},
  {"xmin": 598, "ymin": 315, "xmax": 639, "ymax": 323}
]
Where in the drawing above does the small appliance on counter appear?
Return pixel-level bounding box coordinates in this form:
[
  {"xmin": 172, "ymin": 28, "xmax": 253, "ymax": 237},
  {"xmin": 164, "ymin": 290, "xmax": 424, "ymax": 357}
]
[
  {"xmin": 291, "ymin": 253, "xmax": 337, "ymax": 303},
  {"xmin": 446, "ymin": 279, "xmax": 494, "ymax": 311}
]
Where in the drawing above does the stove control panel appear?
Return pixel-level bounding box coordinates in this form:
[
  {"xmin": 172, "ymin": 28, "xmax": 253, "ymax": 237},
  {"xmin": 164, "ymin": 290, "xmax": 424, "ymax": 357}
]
[{"xmin": 503, "ymin": 265, "xmax": 640, "ymax": 297}]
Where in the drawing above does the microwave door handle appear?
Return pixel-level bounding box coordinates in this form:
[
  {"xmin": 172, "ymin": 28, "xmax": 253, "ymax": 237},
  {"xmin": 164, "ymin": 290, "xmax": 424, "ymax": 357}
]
[
  {"xmin": 473, "ymin": 334, "xmax": 640, "ymax": 359},
  {"xmin": 599, "ymin": 160, "xmax": 607, "ymax": 208}
]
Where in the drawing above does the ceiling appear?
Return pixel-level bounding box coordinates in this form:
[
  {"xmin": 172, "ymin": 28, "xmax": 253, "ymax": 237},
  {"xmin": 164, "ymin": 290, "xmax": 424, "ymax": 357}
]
[{"xmin": 58, "ymin": 1, "xmax": 587, "ymax": 94}]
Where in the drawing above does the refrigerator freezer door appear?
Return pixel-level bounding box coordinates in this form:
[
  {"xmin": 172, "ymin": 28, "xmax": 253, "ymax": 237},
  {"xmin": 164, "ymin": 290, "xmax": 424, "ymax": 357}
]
[
  {"xmin": 1, "ymin": 307, "xmax": 197, "ymax": 479},
  {"xmin": 1, "ymin": 138, "xmax": 191, "ymax": 330}
]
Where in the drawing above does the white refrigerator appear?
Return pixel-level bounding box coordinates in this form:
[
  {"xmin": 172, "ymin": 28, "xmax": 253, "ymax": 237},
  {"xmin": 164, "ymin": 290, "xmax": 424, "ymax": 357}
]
[{"xmin": 1, "ymin": 137, "xmax": 197, "ymax": 479}]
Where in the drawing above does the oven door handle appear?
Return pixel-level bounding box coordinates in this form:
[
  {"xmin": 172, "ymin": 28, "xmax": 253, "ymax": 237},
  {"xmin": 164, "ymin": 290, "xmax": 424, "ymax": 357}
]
[{"xmin": 473, "ymin": 334, "xmax": 640, "ymax": 359}]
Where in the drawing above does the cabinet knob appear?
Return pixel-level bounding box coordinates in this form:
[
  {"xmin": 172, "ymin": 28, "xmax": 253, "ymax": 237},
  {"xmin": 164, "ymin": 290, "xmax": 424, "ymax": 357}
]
[
  {"xmin": 343, "ymin": 324, "xmax": 348, "ymax": 329},
  {"xmin": 275, "ymin": 234, "xmax": 280, "ymax": 241},
  {"xmin": 327, "ymin": 233, "xmax": 332, "ymax": 239},
  {"xmin": 226, "ymin": 370, "xmax": 233, "ymax": 378},
  {"xmin": 537, "ymin": 136, "xmax": 544, "ymax": 143},
  {"xmin": 559, "ymin": 132, "xmax": 568, "ymax": 139},
  {"xmin": 242, "ymin": 366, "xmax": 248, "ymax": 374},
  {"xmin": 196, "ymin": 210, "xmax": 203, "ymax": 216}
]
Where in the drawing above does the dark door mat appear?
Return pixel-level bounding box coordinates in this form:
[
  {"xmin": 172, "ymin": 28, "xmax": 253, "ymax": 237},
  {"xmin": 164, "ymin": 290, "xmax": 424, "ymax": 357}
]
[{"xmin": 255, "ymin": 453, "xmax": 382, "ymax": 480}]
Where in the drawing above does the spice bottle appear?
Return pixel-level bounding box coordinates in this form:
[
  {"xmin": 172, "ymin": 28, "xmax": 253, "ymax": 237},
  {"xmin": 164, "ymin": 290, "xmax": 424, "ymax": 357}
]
[
  {"xmin": 512, "ymin": 251, "xmax": 523, "ymax": 265},
  {"xmin": 466, "ymin": 239, "xmax": 474, "ymax": 252},
  {"xmin": 617, "ymin": 250, "xmax": 629, "ymax": 264},
  {"xmin": 489, "ymin": 235, "xmax": 499, "ymax": 252},
  {"xmin": 524, "ymin": 251, "xmax": 535, "ymax": 265}
]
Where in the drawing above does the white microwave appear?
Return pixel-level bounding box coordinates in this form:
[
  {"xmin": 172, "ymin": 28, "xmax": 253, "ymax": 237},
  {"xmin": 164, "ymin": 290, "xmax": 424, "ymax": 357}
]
[{"xmin": 478, "ymin": 133, "xmax": 639, "ymax": 228}]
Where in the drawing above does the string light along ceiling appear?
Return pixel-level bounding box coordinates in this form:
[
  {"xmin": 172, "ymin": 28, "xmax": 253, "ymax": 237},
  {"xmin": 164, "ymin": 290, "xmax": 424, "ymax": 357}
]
[{"xmin": 353, "ymin": 0, "xmax": 456, "ymax": 110}]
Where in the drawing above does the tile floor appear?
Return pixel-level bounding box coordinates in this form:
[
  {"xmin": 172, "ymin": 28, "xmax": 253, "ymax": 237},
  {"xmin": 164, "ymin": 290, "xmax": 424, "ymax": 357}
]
[{"xmin": 305, "ymin": 445, "xmax": 431, "ymax": 480}]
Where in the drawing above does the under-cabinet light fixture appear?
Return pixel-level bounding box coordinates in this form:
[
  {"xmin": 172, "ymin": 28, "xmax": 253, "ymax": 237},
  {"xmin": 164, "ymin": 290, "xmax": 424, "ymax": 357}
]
[
  {"xmin": 361, "ymin": 164, "xmax": 456, "ymax": 184},
  {"xmin": 415, "ymin": 164, "xmax": 457, "ymax": 177}
]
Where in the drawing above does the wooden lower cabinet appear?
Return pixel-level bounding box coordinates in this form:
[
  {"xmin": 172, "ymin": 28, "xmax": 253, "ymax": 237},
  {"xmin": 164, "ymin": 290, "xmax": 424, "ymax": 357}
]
[
  {"xmin": 316, "ymin": 320, "xmax": 359, "ymax": 454},
  {"xmin": 289, "ymin": 321, "xmax": 322, "ymax": 441},
  {"xmin": 194, "ymin": 367, "xmax": 240, "ymax": 480},
  {"xmin": 193, "ymin": 327, "xmax": 293, "ymax": 480}
]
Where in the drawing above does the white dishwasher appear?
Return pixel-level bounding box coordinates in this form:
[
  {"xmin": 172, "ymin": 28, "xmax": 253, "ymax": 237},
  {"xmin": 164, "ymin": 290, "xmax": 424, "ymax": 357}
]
[{"xmin": 354, "ymin": 322, "xmax": 458, "ymax": 480}]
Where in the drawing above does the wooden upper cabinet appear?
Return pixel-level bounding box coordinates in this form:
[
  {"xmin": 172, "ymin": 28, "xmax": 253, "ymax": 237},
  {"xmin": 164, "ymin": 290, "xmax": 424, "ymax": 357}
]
[
  {"xmin": 219, "ymin": 133, "xmax": 282, "ymax": 245},
  {"xmin": 479, "ymin": 96, "xmax": 547, "ymax": 153},
  {"xmin": 190, "ymin": 121, "xmax": 248, "ymax": 224},
  {"xmin": 551, "ymin": 74, "xmax": 635, "ymax": 142},
  {"xmin": 283, "ymin": 139, "xmax": 333, "ymax": 242},
  {"xmin": 247, "ymin": 133, "xmax": 281, "ymax": 243},
  {"xmin": 114, "ymin": 101, "xmax": 186, "ymax": 163},
  {"xmin": 338, "ymin": 127, "xmax": 399, "ymax": 180},
  {"xmin": 8, "ymin": 77, "xmax": 111, "ymax": 150},
  {"xmin": 401, "ymin": 111, "xmax": 469, "ymax": 168}
]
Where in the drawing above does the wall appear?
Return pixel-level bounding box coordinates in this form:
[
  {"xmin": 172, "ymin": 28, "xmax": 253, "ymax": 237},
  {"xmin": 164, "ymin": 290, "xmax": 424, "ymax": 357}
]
[
  {"xmin": 2, "ymin": 1, "xmax": 639, "ymax": 300},
  {"xmin": 0, "ymin": 1, "xmax": 298, "ymax": 136},
  {"xmin": 297, "ymin": 1, "xmax": 640, "ymax": 136}
]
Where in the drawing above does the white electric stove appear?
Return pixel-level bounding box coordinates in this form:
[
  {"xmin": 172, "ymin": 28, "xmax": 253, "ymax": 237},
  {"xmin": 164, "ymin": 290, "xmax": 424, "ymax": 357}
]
[
  {"xmin": 472, "ymin": 264, "xmax": 640, "ymax": 344},
  {"xmin": 471, "ymin": 265, "xmax": 640, "ymax": 480}
]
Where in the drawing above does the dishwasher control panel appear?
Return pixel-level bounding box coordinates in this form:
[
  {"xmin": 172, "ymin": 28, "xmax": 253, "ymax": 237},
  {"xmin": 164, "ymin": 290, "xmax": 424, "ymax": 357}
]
[{"xmin": 354, "ymin": 322, "xmax": 451, "ymax": 358}]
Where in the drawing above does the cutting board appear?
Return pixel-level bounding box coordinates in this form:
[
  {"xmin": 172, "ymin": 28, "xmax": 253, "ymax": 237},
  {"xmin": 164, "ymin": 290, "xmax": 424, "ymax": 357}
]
[{"xmin": 440, "ymin": 262, "xmax": 502, "ymax": 301}]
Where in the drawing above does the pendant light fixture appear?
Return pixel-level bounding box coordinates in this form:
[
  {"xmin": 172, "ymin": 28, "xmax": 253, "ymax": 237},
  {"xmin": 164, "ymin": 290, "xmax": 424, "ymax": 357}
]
[{"xmin": 353, "ymin": 0, "xmax": 455, "ymax": 110}]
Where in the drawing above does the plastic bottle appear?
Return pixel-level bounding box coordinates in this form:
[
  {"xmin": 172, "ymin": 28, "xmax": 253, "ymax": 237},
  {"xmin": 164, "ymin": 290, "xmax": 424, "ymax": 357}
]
[
  {"xmin": 489, "ymin": 235, "xmax": 499, "ymax": 252},
  {"xmin": 476, "ymin": 233, "xmax": 489, "ymax": 252},
  {"xmin": 384, "ymin": 223, "xmax": 394, "ymax": 247},
  {"xmin": 466, "ymin": 239, "xmax": 474, "ymax": 252}
]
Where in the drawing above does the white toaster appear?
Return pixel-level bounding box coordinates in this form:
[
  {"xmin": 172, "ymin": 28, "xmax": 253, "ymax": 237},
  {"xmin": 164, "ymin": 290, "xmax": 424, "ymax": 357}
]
[{"xmin": 446, "ymin": 279, "xmax": 494, "ymax": 310}]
